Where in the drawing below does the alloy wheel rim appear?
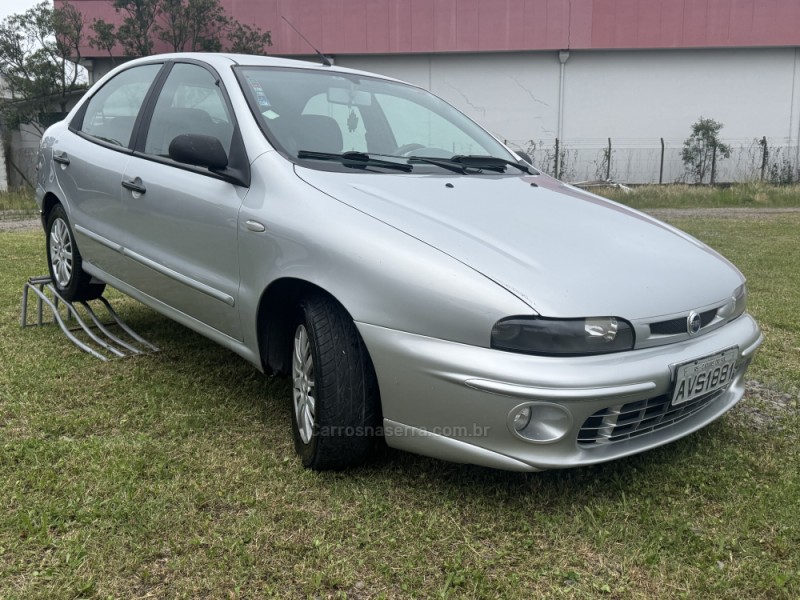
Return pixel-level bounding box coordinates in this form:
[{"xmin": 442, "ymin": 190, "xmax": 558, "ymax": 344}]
[
  {"xmin": 292, "ymin": 324, "xmax": 316, "ymax": 444},
  {"xmin": 50, "ymin": 218, "xmax": 73, "ymax": 288}
]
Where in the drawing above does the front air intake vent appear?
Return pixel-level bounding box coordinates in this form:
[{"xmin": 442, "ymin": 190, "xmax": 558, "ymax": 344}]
[{"xmin": 649, "ymin": 309, "xmax": 717, "ymax": 335}]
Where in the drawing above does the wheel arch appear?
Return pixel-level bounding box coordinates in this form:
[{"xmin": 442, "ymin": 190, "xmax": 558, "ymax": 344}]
[
  {"xmin": 41, "ymin": 192, "xmax": 62, "ymax": 224},
  {"xmin": 256, "ymin": 277, "xmax": 353, "ymax": 375}
]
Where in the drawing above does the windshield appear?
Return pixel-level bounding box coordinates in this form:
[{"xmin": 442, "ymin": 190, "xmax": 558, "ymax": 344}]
[{"xmin": 235, "ymin": 66, "xmax": 518, "ymax": 173}]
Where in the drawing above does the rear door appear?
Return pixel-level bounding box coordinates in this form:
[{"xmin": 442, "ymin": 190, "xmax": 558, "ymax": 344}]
[
  {"xmin": 54, "ymin": 63, "xmax": 164, "ymax": 275},
  {"xmin": 119, "ymin": 61, "xmax": 247, "ymax": 340}
]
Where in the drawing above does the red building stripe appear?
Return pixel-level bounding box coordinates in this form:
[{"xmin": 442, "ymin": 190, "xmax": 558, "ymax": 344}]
[{"xmin": 61, "ymin": 0, "xmax": 800, "ymax": 57}]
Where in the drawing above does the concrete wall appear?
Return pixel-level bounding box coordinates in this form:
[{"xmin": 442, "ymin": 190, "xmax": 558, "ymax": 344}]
[
  {"xmin": 8, "ymin": 124, "xmax": 45, "ymax": 189},
  {"xmin": 4, "ymin": 93, "xmax": 85, "ymax": 189},
  {"xmin": 0, "ymin": 137, "xmax": 7, "ymax": 192}
]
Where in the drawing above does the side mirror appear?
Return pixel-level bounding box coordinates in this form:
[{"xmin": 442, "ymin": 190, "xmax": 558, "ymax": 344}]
[
  {"xmin": 516, "ymin": 151, "xmax": 533, "ymax": 165},
  {"xmin": 169, "ymin": 134, "xmax": 228, "ymax": 171}
]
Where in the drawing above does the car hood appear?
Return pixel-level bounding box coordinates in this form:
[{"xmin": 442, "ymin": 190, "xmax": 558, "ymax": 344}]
[{"xmin": 294, "ymin": 167, "xmax": 743, "ymax": 320}]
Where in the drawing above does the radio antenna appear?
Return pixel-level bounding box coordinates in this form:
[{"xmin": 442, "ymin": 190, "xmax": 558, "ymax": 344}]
[{"xmin": 281, "ymin": 16, "xmax": 332, "ymax": 67}]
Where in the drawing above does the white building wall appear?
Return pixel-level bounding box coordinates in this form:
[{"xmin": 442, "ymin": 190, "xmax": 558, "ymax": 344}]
[
  {"xmin": 339, "ymin": 48, "xmax": 800, "ymax": 183},
  {"xmin": 338, "ymin": 52, "xmax": 561, "ymax": 145}
]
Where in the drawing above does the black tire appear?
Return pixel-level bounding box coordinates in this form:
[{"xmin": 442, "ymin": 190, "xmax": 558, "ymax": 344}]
[
  {"xmin": 45, "ymin": 204, "xmax": 105, "ymax": 302},
  {"xmin": 290, "ymin": 293, "xmax": 381, "ymax": 470}
]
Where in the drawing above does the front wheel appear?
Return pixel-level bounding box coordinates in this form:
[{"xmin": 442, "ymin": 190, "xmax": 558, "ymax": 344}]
[
  {"xmin": 291, "ymin": 294, "xmax": 380, "ymax": 470},
  {"xmin": 46, "ymin": 204, "xmax": 105, "ymax": 301}
]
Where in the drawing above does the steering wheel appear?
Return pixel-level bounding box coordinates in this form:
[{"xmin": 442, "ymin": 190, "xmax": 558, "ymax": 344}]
[{"xmin": 394, "ymin": 143, "xmax": 426, "ymax": 156}]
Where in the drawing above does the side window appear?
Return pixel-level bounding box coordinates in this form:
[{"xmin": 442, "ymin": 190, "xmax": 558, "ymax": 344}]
[
  {"xmin": 302, "ymin": 93, "xmax": 367, "ymax": 152},
  {"xmin": 375, "ymin": 93, "xmax": 485, "ymax": 156},
  {"xmin": 80, "ymin": 64, "xmax": 162, "ymax": 147},
  {"xmin": 144, "ymin": 63, "xmax": 234, "ymax": 158}
]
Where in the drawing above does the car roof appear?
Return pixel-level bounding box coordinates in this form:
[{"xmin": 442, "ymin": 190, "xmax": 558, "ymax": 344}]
[{"xmin": 122, "ymin": 52, "xmax": 398, "ymax": 83}]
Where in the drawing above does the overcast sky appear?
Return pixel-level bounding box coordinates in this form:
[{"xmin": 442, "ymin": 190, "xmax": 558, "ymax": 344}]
[{"xmin": 0, "ymin": 0, "xmax": 49, "ymax": 23}]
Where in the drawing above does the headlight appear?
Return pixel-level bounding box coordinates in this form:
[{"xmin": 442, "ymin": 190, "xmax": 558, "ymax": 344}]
[
  {"xmin": 729, "ymin": 283, "xmax": 747, "ymax": 322},
  {"xmin": 491, "ymin": 316, "xmax": 635, "ymax": 356}
]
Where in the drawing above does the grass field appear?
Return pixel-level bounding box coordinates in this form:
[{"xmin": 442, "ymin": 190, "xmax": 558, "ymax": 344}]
[
  {"xmin": 0, "ymin": 188, "xmax": 38, "ymax": 219},
  {"xmin": 0, "ymin": 210, "xmax": 798, "ymax": 598},
  {"xmin": 595, "ymin": 183, "xmax": 800, "ymax": 210}
]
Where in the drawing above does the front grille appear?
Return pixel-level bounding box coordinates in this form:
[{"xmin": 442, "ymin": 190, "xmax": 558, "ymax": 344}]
[
  {"xmin": 577, "ymin": 388, "xmax": 725, "ymax": 446},
  {"xmin": 649, "ymin": 309, "xmax": 717, "ymax": 335}
]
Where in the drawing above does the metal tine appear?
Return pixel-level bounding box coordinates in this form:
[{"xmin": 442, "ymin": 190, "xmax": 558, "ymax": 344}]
[
  {"xmin": 40, "ymin": 284, "xmax": 46, "ymax": 325},
  {"xmin": 78, "ymin": 300, "xmax": 143, "ymax": 355},
  {"xmin": 51, "ymin": 289, "xmax": 126, "ymax": 358},
  {"xmin": 20, "ymin": 283, "xmax": 29, "ymax": 327},
  {"xmin": 96, "ymin": 296, "xmax": 159, "ymax": 351},
  {"xmin": 27, "ymin": 277, "xmax": 51, "ymax": 327},
  {"xmin": 21, "ymin": 276, "xmax": 159, "ymax": 360},
  {"xmin": 22, "ymin": 283, "xmax": 109, "ymax": 361}
]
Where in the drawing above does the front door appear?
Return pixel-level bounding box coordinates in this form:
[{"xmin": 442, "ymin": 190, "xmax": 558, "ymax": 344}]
[{"xmin": 119, "ymin": 62, "xmax": 246, "ymax": 340}]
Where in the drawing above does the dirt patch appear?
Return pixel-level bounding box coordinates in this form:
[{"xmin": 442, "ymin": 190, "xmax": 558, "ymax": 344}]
[
  {"xmin": 736, "ymin": 380, "xmax": 797, "ymax": 431},
  {"xmin": 0, "ymin": 218, "xmax": 40, "ymax": 233}
]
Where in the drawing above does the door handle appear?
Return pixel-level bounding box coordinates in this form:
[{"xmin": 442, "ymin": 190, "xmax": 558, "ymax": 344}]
[
  {"xmin": 245, "ymin": 220, "xmax": 266, "ymax": 232},
  {"xmin": 53, "ymin": 152, "xmax": 70, "ymax": 165},
  {"xmin": 121, "ymin": 178, "xmax": 146, "ymax": 195}
]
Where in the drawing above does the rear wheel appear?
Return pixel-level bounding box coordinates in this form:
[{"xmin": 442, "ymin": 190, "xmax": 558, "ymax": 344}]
[
  {"xmin": 291, "ymin": 294, "xmax": 380, "ymax": 470},
  {"xmin": 46, "ymin": 204, "xmax": 105, "ymax": 301}
]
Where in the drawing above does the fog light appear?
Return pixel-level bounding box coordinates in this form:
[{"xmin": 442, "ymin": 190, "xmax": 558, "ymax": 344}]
[
  {"xmin": 507, "ymin": 403, "xmax": 573, "ymax": 443},
  {"xmin": 512, "ymin": 406, "xmax": 532, "ymax": 431}
]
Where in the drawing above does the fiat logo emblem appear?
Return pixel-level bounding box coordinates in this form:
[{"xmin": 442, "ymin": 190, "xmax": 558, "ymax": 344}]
[{"xmin": 687, "ymin": 311, "xmax": 701, "ymax": 336}]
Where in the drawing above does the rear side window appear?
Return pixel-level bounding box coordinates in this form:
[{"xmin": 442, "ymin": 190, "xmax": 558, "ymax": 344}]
[
  {"xmin": 143, "ymin": 63, "xmax": 235, "ymax": 158},
  {"xmin": 80, "ymin": 64, "xmax": 162, "ymax": 147}
]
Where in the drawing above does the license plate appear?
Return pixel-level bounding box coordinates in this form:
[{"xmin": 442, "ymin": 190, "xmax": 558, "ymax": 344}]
[{"xmin": 671, "ymin": 347, "xmax": 738, "ymax": 406}]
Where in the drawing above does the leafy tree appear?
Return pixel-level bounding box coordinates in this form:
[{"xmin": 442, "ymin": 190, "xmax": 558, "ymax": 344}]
[
  {"xmin": 114, "ymin": 0, "xmax": 161, "ymax": 57},
  {"xmin": 681, "ymin": 117, "xmax": 731, "ymax": 184},
  {"xmin": 0, "ymin": 1, "xmax": 86, "ymax": 132},
  {"xmin": 89, "ymin": 18, "xmax": 118, "ymax": 66},
  {"xmin": 89, "ymin": 0, "xmax": 271, "ymax": 58},
  {"xmin": 157, "ymin": 0, "xmax": 228, "ymax": 52},
  {"xmin": 226, "ymin": 20, "xmax": 272, "ymax": 54}
]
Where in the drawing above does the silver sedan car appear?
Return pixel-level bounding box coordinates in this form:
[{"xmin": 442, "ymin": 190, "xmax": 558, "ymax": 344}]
[{"xmin": 36, "ymin": 53, "xmax": 762, "ymax": 471}]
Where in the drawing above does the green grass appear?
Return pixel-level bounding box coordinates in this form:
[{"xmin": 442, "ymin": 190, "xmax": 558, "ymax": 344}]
[
  {"xmin": 0, "ymin": 188, "xmax": 38, "ymax": 219},
  {"xmin": 596, "ymin": 182, "xmax": 800, "ymax": 210},
  {"xmin": 1, "ymin": 214, "xmax": 798, "ymax": 599}
]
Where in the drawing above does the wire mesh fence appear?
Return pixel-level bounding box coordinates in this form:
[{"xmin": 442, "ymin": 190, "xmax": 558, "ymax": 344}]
[
  {"xmin": 505, "ymin": 137, "xmax": 800, "ymax": 185},
  {"xmin": 6, "ymin": 132, "xmax": 800, "ymax": 188}
]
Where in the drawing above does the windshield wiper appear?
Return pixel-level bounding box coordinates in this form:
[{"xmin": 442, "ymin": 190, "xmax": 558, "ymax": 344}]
[
  {"xmin": 452, "ymin": 155, "xmax": 531, "ymax": 173},
  {"xmin": 407, "ymin": 154, "xmax": 531, "ymax": 174},
  {"xmin": 297, "ymin": 150, "xmax": 412, "ymax": 172},
  {"xmin": 406, "ymin": 156, "xmax": 468, "ymax": 174}
]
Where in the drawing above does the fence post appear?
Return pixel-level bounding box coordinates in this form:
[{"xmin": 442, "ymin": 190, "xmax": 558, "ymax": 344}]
[
  {"xmin": 710, "ymin": 142, "xmax": 717, "ymax": 185},
  {"xmin": 760, "ymin": 136, "xmax": 768, "ymax": 181},
  {"xmin": 554, "ymin": 138, "xmax": 560, "ymax": 179},
  {"xmin": 606, "ymin": 137, "xmax": 612, "ymax": 180},
  {"xmin": 659, "ymin": 138, "xmax": 665, "ymax": 185}
]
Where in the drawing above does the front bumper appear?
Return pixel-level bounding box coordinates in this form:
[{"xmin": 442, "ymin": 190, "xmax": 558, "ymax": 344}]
[{"xmin": 356, "ymin": 314, "xmax": 763, "ymax": 471}]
